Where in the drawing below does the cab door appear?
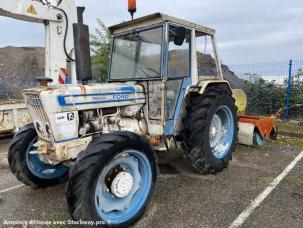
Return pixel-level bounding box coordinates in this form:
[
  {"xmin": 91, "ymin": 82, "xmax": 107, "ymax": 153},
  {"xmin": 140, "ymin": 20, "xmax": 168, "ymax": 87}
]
[{"xmin": 165, "ymin": 25, "xmax": 192, "ymax": 136}]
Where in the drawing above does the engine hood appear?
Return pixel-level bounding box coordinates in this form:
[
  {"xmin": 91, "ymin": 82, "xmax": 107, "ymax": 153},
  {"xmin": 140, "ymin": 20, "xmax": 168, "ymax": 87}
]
[
  {"xmin": 24, "ymin": 82, "xmax": 146, "ymax": 113},
  {"xmin": 23, "ymin": 82, "xmax": 146, "ymax": 142}
]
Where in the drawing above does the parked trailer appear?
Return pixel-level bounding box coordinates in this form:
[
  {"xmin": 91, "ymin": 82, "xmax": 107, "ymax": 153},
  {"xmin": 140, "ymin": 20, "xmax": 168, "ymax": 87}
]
[{"xmin": 0, "ymin": 100, "xmax": 31, "ymax": 136}]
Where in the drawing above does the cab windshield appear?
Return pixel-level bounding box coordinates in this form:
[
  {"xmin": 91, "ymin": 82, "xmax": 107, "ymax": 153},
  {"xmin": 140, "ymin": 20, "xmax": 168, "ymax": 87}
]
[{"xmin": 110, "ymin": 27, "xmax": 163, "ymax": 80}]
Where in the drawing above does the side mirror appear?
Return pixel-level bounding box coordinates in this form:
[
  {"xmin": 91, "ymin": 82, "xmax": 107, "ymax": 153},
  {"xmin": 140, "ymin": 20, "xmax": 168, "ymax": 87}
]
[{"xmin": 174, "ymin": 27, "xmax": 186, "ymax": 46}]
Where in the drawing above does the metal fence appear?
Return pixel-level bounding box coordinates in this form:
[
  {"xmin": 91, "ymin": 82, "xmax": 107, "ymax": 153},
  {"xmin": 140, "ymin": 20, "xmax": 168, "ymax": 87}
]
[{"xmin": 230, "ymin": 60, "xmax": 303, "ymax": 120}]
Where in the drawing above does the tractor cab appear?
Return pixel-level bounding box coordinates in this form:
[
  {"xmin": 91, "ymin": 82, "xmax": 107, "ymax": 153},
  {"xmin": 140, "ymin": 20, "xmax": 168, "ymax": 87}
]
[{"xmin": 108, "ymin": 13, "xmax": 226, "ymax": 138}]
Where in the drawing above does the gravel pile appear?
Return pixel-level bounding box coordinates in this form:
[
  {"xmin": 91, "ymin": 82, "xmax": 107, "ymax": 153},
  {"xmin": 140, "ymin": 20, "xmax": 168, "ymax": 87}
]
[
  {"xmin": 169, "ymin": 50, "xmax": 244, "ymax": 89},
  {"xmin": 0, "ymin": 47, "xmax": 243, "ymax": 99},
  {"xmin": 0, "ymin": 46, "xmax": 44, "ymax": 99},
  {"xmin": 197, "ymin": 52, "xmax": 244, "ymax": 89}
]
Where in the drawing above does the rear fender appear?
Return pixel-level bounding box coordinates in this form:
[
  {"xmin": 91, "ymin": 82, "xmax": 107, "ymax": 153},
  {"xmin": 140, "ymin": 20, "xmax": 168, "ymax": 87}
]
[
  {"xmin": 196, "ymin": 80, "xmax": 232, "ymax": 95},
  {"xmin": 174, "ymin": 80, "xmax": 232, "ymax": 137}
]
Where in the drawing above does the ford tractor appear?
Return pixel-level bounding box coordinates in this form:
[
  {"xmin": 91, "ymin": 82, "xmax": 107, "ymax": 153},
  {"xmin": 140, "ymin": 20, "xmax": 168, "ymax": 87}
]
[{"xmin": 6, "ymin": 2, "xmax": 237, "ymax": 226}]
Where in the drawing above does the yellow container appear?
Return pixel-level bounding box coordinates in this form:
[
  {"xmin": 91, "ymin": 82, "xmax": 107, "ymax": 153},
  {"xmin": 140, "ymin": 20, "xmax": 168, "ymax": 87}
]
[{"xmin": 232, "ymin": 89, "xmax": 247, "ymax": 114}]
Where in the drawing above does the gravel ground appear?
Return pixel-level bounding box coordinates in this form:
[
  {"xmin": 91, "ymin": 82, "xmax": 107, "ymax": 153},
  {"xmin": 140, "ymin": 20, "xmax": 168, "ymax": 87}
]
[{"xmin": 0, "ymin": 138, "xmax": 302, "ymax": 228}]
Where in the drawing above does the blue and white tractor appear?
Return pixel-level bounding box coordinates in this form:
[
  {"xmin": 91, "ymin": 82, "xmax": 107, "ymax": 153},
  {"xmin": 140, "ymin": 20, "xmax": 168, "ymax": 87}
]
[{"xmin": 7, "ymin": 6, "xmax": 237, "ymax": 227}]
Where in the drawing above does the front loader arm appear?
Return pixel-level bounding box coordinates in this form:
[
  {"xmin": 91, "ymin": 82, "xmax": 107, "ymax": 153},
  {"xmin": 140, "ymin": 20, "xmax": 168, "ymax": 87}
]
[{"xmin": 0, "ymin": 0, "xmax": 59, "ymax": 23}]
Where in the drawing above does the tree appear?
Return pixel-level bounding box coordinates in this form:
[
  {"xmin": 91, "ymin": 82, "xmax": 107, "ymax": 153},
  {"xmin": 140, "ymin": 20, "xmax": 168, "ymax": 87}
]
[
  {"xmin": 243, "ymin": 78, "xmax": 284, "ymax": 115},
  {"xmin": 290, "ymin": 69, "xmax": 303, "ymax": 105},
  {"xmin": 90, "ymin": 19, "xmax": 112, "ymax": 82}
]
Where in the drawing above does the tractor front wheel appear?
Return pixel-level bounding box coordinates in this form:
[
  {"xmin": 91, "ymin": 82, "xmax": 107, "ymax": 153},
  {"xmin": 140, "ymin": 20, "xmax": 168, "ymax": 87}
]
[
  {"xmin": 65, "ymin": 132, "xmax": 158, "ymax": 227},
  {"xmin": 8, "ymin": 124, "xmax": 69, "ymax": 188},
  {"xmin": 182, "ymin": 86, "xmax": 237, "ymax": 174}
]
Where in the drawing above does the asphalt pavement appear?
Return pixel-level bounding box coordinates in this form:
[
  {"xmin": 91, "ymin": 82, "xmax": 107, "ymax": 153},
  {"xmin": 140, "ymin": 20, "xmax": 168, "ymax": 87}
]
[{"xmin": 0, "ymin": 137, "xmax": 302, "ymax": 228}]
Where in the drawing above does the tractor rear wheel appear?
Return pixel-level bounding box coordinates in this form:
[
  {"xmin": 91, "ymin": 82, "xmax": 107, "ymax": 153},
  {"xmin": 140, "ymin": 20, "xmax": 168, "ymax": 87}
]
[
  {"xmin": 65, "ymin": 132, "xmax": 158, "ymax": 227},
  {"xmin": 8, "ymin": 124, "xmax": 69, "ymax": 188},
  {"xmin": 182, "ymin": 86, "xmax": 237, "ymax": 174}
]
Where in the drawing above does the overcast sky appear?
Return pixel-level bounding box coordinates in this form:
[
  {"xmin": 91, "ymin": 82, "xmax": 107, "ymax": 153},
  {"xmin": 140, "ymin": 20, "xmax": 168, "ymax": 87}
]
[{"xmin": 0, "ymin": 0, "xmax": 302, "ymax": 65}]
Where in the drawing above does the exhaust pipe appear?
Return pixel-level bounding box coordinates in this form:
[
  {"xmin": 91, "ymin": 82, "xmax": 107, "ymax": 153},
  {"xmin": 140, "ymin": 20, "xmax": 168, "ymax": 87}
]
[{"xmin": 73, "ymin": 7, "xmax": 92, "ymax": 85}]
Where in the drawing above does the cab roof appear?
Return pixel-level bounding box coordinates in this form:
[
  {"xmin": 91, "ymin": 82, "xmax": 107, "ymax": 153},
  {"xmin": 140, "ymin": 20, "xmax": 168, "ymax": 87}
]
[{"xmin": 108, "ymin": 12, "xmax": 215, "ymax": 36}]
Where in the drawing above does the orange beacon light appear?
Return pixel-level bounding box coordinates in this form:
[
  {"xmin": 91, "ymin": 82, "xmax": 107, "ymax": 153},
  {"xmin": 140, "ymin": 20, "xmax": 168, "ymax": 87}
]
[{"xmin": 128, "ymin": 0, "xmax": 137, "ymax": 20}]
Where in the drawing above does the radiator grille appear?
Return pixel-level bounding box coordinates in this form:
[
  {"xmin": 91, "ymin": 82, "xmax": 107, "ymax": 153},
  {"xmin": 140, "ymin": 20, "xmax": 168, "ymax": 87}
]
[{"xmin": 24, "ymin": 92, "xmax": 53, "ymax": 141}]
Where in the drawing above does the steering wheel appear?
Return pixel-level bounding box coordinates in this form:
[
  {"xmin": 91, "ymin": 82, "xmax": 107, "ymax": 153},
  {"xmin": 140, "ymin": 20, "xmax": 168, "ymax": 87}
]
[{"xmin": 136, "ymin": 67, "xmax": 161, "ymax": 78}]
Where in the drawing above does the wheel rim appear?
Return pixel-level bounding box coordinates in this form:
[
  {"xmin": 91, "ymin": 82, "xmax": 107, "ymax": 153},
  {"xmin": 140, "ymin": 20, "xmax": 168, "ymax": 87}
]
[
  {"xmin": 94, "ymin": 150, "xmax": 152, "ymax": 224},
  {"xmin": 25, "ymin": 137, "xmax": 69, "ymax": 180},
  {"xmin": 255, "ymin": 132, "xmax": 266, "ymax": 146},
  {"xmin": 209, "ymin": 105, "xmax": 235, "ymax": 159}
]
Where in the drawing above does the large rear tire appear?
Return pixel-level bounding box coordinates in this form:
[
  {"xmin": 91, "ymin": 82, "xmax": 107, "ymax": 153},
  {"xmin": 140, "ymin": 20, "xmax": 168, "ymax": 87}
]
[
  {"xmin": 182, "ymin": 86, "xmax": 237, "ymax": 174},
  {"xmin": 66, "ymin": 132, "xmax": 158, "ymax": 227},
  {"xmin": 8, "ymin": 124, "xmax": 69, "ymax": 188}
]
